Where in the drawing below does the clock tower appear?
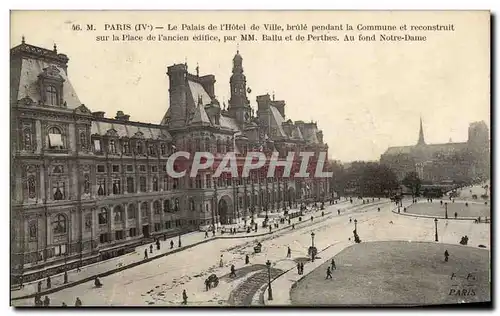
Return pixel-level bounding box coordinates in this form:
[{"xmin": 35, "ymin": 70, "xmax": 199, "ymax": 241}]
[{"xmin": 228, "ymin": 50, "xmax": 251, "ymax": 124}]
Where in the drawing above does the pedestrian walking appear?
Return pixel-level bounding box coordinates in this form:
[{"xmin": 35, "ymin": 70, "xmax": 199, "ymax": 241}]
[
  {"xmin": 62, "ymin": 302, "xmax": 67, "ymax": 307},
  {"xmin": 230, "ymin": 265, "xmax": 236, "ymax": 277},
  {"xmin": 182, "ymin": 290, "xmax": 188, "ymax": 305},
  {"xmin": 205, "ymin": 231, "xmax": 209, "ymax": 238},
  {"xmin": 34, "ymin": 295, "xmax": 41, "ymax": 306},
  {"xmin": 300, "ymin": 262, "xmax": 305, "ymax": 275},
  {"xmin": 156, "ymin": 239, "xmax": 161, "ymax": 250},
  {"xmin": 444, "ymin": 250, "xmax": 449, "ymax": 262},
  {"xmin": 144, "ymin": 248, "xmax": 148, "ymax": 259},
  {"xmin": 326, "ymin": 267, "xmax": 332, "ymax": 279},
  {"xmin": 331, "ymin": 258, "xmax": 336, "ymax": 270},
  {"xmin": 338, "ymin": 209, "xmax": 340, "ymax": 215},
  {"xmin": 46, "ymin": 276, "xmax": 51, "ymax": 289},
  {"xmin": 178, "ymin": 238, "xmax": 182, "ymax": 248},
  {"xmin": 170, "ymin": 240, "xmax": 174, "ymax": 249},
  {"xmin": 212, "ymin": 229, "xmax": 216, "ymax": 237},
  {"xmin": 454, "ymin": 212, "xmax": 458, "ymax": 219},
  {"xmin": 149, "ymin": 244, "xmax": 153, "ymax": 254},
  {"xmin": 287, "ymin": 246, "xmax": 291, "ymax": 258},
  {"xmin": 43, "ymin": 296, "xmax": 50, "ymax": 306},
  {"xmin": 75, "ymin": 297, "xmax": 82, "ymax": 307},
  {"xmin": 297, "ymin": 262, "xmax": 301, "ymax": 274},
  {"xmin": 349, "ymin": 218, "xmax": 352, "ymax": 224},
  {"xmin": 163, "ymin": 234, "xmax": 167, "ymax": 241},
  {"xmin": 37, "ymin": 281, "xmax": 42, "ymax": 293},
  {"xmin": 245, "ymin": 254, "xmax": 250, "ymax": 264},
  {"xmin": 219, "ymin": 255, "xmax": 224, "ymax": 267}
]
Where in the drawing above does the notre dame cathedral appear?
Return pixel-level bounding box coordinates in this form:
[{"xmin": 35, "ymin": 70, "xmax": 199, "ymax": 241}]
[{"xmin": 10, "ymin": 39, "xmax": 330, "ymax": 283}]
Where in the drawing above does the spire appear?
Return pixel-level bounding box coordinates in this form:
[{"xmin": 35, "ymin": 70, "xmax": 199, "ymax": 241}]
[
  {"xmin": 21, "ymin": 35, "xmax": 25, "ymax": 44},
  {"xmin": 196, "ymin": 62, "xmax": 199, "ymax": 77},
  {"xmin": 53, "ymin": 43, "xmax": 57, "ymax": 53},
  {"xmin": 417, "ymin": 117, "xmax": 426, "ymax": 145}
]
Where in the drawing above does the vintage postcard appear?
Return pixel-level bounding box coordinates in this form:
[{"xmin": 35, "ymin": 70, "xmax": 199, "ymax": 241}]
[{"xmin": 9, "ymin": 10, "xmax": 491, "ymax": 307}]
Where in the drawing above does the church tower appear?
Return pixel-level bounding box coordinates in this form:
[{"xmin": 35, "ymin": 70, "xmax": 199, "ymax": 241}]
[
  {"xmin": 417, "ymin": 117, "xmax": 426, "ymax": 146},
  {"xmin": 228, "ymin": 50, "xmax": 251, "ymax": 124}
]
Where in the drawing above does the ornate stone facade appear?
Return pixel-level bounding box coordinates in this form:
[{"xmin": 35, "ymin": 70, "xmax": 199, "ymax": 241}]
[
  {"xmin": 10, "ymin": 42, "xmax": 330, "ymax": 281},
  {"xmin": 380, "ymin": 118, "xmax": 490, "ymax": 183}
]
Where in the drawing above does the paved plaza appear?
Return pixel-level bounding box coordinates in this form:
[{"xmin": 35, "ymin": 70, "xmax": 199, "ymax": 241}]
[
  {"xmin": 12, "ymin": 190, "xmax": 491, "ymax": 307},
  {"xmin": 404, "ymin": 201, "xmax": 490, "ymax": 219},
  {"xmin": 290, "ymin": 241, "xmax": 490, "ymax": 306}
]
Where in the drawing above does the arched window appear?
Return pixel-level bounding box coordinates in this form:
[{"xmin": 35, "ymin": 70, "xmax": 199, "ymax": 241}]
[
  {"xmin": 154, "ymin": 200, "xmax": 161, "ymax": 214},
  {"xmin": 160, "ymin": 144, "xmax": 166, "ymax": 156},
  {"xmin": 174, "ymin": 198, "xmax": 180, "ymax": 212},
  {"xmin": 46, "ymin": 85, "xmax": 58, "ymax": 105},
  {"xmin": 53, "ymin": 214, "xmax": 66, "ymax": 234},
  {"xmin": 152, "ymin": 177, "xmax": 159, "ymax": 191},
  {"xmin": 189, "ymin": 198, "xmax": 195, "ymax": 212},
  {"xmin": 114, "ymin": 205, "xmax": 124, "ymax": 222},
  {"xmin": 123, "ymin": 141, "xmax": 130, "ymax": 154},
  {"xmin": 216, "ymin": 139, "xmax": 222, "ymax": 153},
  {"xmin": 48, "ymin": 127, "xmax": 63, "ymax": 149},
  {"xmin": 127, "ymin": 204, "xmax": 136, "ymax": 219},
  {"xmin": 27, "ymin": 176, "xmax": 36, "ymax": 199},
  {"xmin": 164, "ymin": 199, "xmax": 171, "ymax": 212},
  {"xmin": 141, "ymin": 202, "xmax": 149, "ymax": 218},
  {"xmin": 98, "ymin": 208, "xmax": 108, "ymax": 224}
]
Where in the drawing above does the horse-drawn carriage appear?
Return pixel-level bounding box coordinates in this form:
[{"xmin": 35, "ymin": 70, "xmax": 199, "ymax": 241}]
[
  {"xmin": 254, "ymin": 242, "xmax": 262, "ymax": 254},
  {"xmin": 205, "ymin": 274, "xmax": 219, "ymax": 290}
]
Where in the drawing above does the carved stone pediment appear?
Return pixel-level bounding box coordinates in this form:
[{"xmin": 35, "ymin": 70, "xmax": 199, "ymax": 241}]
[
  {"xmin": 105, "ymin": 128, "xmax": 118, "ymax": 137},
  {"xmin": 39, "ymin": 65, "xmax": 65, "ymax": 82},
  {"xmin": 74, "ymin": 104, "xmax": 92, "ymax": 115},
  {"xmin": 18, "ymin": 96, "xmax": 34, "ymax": 106},
  {"xmin": 133, "ymin": 131, "xmax": 144, "ymax": 139}
]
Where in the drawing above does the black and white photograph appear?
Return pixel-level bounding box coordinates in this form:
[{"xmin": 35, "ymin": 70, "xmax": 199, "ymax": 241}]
[{"xmin": 8, "ymin": 10, "xmax": 491, "ymax": 307}]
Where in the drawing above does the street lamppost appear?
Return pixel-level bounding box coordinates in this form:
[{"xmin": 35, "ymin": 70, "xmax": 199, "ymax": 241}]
[
  {"xmin": 311, "ymin": 232, "xmax": 316, "ymax": 262},
  {"xmin": 266, "ymin": 260, "xmax": 273, "ymax": 301},
  {"xmin": 64, "ymin": 251, "xmax": 68, "ymax": 284},
  {"xmin": 444, "ymin": 202, "xmax": 448, "ymax": 219},
  {"xmin": 434, "ymin": 218, "xmax": 438, "ymax": 242}
]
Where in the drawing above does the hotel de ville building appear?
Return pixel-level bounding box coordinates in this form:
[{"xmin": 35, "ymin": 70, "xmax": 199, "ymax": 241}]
[{"xmin": 10, "ymin": 40, "xmax": 330, "ymax": 283}]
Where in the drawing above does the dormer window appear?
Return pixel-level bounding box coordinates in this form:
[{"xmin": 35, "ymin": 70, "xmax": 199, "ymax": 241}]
[
  {"xmin": 46, "ymin": 85, "xmax": 58, "ymax": 105},
  {"xmin": 136, "ymin": 141, "xmax": 143, "ymax": 154},
  {"xmin": 123, "ymin": 141, "xmax": 130, "ymax": 154},
  {"xmin": 108, "ymin": 139, "xmax": 117, "ymax": 154},
  {"xmin": 94, "ymin": 139, "xmax": 101, "ymax": 152},
  {"xmin": 38, "ymin": 65, "xmax": 65, "ymax": 107}
]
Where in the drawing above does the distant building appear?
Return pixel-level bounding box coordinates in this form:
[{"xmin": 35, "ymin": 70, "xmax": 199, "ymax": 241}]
[
  {"xmin": 10, "ymin": 41, "xmax": 330, "ymax": 282},
  {"xmin": 380, "ymin": 118, "xmax": 490, "ymax": 183}
]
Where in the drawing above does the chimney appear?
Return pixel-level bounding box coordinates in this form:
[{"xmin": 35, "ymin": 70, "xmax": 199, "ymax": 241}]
[
  {"xmin": 115, "ymin": 110, "xmax": 130, "ymax": 121},
  {"xmin": 92, "ymin": 111, "xmax": 105, "ymax": 119},
  {"xmin": 199, "ymin": 74, "xmax": 216, "ymax": 99}
]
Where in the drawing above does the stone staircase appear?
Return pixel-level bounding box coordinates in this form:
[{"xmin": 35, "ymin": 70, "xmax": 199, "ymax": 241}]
[{"xmin": 228, "ymin": 268, "xmax": 283, "ymax": 306}]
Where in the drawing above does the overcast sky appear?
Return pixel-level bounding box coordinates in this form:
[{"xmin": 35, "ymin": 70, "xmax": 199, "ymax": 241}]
[{"xmin": 11, "ymin": 11, "xmax": 490, "ymax": 162}]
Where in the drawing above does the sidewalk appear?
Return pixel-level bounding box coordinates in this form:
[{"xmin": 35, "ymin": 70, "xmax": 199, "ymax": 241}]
[
  {"xmin": 11, "ymin": 202, "xmax": 356, "ymax": 301},
  {"xmin": 262, "ymin": 241, "xmax": 352, "ymax": 305}
]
